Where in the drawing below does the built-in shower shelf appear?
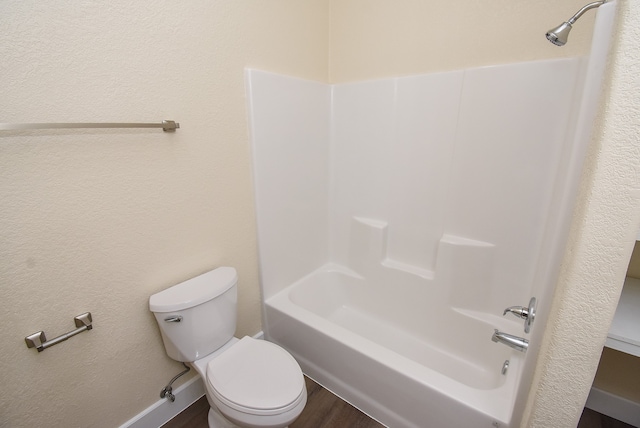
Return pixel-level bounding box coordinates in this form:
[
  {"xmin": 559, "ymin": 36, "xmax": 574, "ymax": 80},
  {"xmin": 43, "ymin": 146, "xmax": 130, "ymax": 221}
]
[{"xmin": 605, "ymin": 276, "xmax": 640, "ymax": 358}]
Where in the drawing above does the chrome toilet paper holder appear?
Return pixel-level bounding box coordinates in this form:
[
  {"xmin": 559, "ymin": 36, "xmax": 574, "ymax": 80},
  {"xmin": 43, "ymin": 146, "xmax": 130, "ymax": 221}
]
[{"xmin": 25, "ymin": 312, "xmax": 93, "ymax": 352}]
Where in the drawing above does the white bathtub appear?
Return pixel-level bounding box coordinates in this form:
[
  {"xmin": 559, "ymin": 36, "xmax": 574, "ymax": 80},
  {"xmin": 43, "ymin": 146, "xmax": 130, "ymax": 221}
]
[{"xmin": 265, "ymin": 264, "xmax": 524, "ymax": 428}]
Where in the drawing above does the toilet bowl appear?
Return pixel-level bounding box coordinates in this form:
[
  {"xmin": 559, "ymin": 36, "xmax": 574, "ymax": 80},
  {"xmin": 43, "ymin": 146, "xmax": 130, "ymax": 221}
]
[
  {"xmin": 149, "ymin": 267, "xmax": 307, "ymax": 428},
  {"xmin": 191, "ymin": 336, "xmax": 306, "ymax": 428}
]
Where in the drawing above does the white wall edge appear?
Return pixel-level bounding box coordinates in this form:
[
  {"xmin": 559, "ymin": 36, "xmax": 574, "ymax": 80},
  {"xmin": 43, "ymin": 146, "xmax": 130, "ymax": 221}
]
[
  {"xmin": 119, "ymin": 332, "xmax": 264, "ymax": 428},
  {"xmin": 585, "ymin": 386, "xmax": 640, "ymax": 427}
]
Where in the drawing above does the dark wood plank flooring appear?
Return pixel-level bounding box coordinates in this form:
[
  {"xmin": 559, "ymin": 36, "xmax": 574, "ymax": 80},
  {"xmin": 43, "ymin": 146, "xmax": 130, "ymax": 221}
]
[
  {"xmin": 290, "ymin": 377, "xmax": 384, "ymax": 428},
  {"xmin": 163, "ymin": 394, "xmax": 210, "ymax": 428},
  {"xmin": 164, "ymin": 376, "xmax": 632, "ymax": 428}
]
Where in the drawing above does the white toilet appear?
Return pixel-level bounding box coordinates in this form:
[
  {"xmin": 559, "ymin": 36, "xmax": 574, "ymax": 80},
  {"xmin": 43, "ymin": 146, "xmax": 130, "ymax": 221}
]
[{"xmin": 149, "ymin": 267, "xmax": 307, "ymax": 428}]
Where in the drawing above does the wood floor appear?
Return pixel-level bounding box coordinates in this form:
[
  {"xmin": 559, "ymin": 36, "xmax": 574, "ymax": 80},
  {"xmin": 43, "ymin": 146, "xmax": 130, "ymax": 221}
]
[
  {"xmin": 164, "ymin": 376, "xmax": 632, "ymax": 428},
  {"xmin": 163, "ymin": 376, "xmax": 384, "ymax": 428}
]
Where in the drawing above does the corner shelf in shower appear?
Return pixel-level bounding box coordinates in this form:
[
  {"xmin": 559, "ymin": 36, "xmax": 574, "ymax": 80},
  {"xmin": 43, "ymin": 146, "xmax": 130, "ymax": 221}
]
[{"xmin": 605, "ymin": 276, "xmax": 640, "ymax": 358}]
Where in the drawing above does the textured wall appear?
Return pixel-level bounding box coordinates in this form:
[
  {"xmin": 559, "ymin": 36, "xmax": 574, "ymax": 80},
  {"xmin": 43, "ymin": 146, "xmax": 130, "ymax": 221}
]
[
  {"xmin": 0, "ymin": 1, "xmax": 328, "ymax": 427},
  {"xmin": 522, "ymin": 1, "xmax": 640, "ymax": 426},
  {"xmin": 329, "ymin": 0, "xmax": 596, "ymax": 82}
]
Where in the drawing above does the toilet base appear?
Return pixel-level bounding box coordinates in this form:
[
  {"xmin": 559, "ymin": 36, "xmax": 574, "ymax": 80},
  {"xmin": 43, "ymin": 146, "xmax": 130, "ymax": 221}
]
[
  {"xmin": 207, "ymin": 407, "xmax": 289, "ymax": 428},
  {"xmin": 208, "ymin": 406, "xmax": 238, "ymax": 428}
]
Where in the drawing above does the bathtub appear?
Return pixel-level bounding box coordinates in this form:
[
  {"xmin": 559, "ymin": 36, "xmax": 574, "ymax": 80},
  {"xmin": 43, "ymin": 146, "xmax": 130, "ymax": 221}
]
[{"xmin": 265, "ymin": 263, "xmax": 524, "ymax": 428}]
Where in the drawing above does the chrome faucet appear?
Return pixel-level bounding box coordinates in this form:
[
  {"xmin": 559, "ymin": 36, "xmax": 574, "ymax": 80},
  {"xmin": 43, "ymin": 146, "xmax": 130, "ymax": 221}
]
[
  {"xmin": 503, "ymin": 306, "xmax": 530, "ymax": 318},
  {"xmin": 503, "ymin": 297, "xmax": 537, "ymax": 333},
  {"xmin": 491, "ymin": 330, "xmax": 529, "ymax": 353}
]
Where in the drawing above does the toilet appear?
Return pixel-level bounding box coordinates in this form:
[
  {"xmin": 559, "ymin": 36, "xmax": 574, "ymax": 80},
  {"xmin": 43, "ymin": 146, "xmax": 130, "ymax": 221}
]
[{"xmin": 149, "ymin": 267, "xmax": 307, "ymax": 428}]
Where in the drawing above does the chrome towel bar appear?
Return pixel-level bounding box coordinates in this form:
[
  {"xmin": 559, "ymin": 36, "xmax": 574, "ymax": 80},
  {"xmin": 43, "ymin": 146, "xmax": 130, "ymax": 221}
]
[
  {"xmin": 25, "ymin": 312, "xmax": 93, "ymax": 352},
  {"xmin": 0, "ymin": 120, "xmax": 179, "ymax": 132}
]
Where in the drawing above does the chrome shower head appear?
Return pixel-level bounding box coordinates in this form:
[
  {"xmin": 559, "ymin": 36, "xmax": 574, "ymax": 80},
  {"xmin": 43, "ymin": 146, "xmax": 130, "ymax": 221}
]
[
  {"xmin": 546, "ymin": 22, "xmax": 573, "ymax": 46},
  {"xmin": 546, "ymin": 1, "xmax": 606, "ymax": 46}
]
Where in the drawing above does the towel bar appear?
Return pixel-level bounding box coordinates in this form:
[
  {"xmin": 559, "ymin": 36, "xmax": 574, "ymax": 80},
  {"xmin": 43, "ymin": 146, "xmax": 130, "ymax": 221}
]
[{"xmin": 1, "ymin": 120, "xmax": 179, "ymax": 132}]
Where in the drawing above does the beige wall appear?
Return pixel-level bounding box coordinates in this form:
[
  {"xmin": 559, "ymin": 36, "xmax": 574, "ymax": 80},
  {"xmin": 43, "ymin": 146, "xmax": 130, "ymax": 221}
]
[
  {"xmin": 329, "ymin": 0, "xmax": 596, "ymax": 82},
  {"xmin": 593, "ymin": 348, "xmax": 640, "ymax": 404},
  {"xmin": 0, "ymin": 1, "xmax": 328, "ymax": 427},
  {"xmin": 2, "ymin": 0, "xmax": 638, "ymax": 427},
  {"xmin": 625, "ymin": 241, "xmax": 640, "ymax": 278}
]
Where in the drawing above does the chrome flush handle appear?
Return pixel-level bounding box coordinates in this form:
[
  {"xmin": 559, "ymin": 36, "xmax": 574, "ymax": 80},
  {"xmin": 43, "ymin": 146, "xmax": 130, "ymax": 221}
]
[
  {"xmin": 164, "ymin": 316, "xmax": 183, "ymax": 323},
  {"xmin": 503, "ymin": 297, "xmax": 536, "ymax": 333}
]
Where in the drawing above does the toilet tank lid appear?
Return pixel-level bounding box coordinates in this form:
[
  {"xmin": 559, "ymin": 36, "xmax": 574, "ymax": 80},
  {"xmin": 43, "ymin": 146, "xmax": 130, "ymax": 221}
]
[{"xmin": 149, "ymin": 267, "xmax": 237, "ymax": 313}]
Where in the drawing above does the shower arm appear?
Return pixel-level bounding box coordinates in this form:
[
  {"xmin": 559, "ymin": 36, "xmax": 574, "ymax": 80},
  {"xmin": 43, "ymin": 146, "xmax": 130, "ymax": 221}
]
[{"xmin": 567, "ymin": 1, "xmax": 606, "ymax": 25}]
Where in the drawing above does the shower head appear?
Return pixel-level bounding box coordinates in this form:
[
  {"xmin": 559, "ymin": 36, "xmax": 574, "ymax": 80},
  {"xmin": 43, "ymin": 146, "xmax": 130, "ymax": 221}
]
[
  {"xmin": 546, "ymin": 22, "xmax": 573, "ymax": 46},
  {"xmin": 546, "ymin": 1, "xmax": 606, "ymax": 46}
]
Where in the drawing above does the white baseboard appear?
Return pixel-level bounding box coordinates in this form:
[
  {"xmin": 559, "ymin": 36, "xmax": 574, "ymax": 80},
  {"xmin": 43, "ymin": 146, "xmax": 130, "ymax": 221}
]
[
  {"xmin": 119, "ymin": 375, "xmax": 205, "ymax": 428},
  {"xmin": 119, "ymin": 332, "xmax": 264, "ymax": 428},
  {"xmin": 585, "ymin": 386, "xmax": 640, "ymax": 427}
]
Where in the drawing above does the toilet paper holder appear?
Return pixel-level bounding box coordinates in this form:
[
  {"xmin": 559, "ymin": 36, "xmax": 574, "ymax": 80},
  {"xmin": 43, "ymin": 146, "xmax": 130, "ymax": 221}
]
[{"xmin": 25, "ymin": 312, "xmax": 93, "ymax": 352}]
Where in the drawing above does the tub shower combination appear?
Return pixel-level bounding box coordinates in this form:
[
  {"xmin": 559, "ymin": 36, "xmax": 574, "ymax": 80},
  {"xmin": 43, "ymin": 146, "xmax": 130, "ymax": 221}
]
[{"xmin": 246, "ymin": 3, "xmax": 616, "ymax": 427}]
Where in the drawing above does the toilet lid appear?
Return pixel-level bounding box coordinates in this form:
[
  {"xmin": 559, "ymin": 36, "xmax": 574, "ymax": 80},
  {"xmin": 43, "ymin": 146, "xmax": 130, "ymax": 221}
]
[{"xmin": 206, "ymin": 336, "xmax": 304, "ymax": 414}]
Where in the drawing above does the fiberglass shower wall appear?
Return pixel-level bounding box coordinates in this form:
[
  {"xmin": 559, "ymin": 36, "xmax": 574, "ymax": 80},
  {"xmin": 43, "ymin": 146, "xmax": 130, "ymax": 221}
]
[{"xmin": 247, "ymin": 57, "xmax": 584, "ymax": 315}]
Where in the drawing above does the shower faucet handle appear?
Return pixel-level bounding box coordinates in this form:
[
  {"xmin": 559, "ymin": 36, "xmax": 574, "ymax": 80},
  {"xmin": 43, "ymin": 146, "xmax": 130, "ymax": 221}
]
[
  {"xmin": 503, "ymin": 297, "xmax": 536, "ymax": 334},
  {"xmin": 503, "ymin": 306, "xmax": 530, "ymax": 319}
]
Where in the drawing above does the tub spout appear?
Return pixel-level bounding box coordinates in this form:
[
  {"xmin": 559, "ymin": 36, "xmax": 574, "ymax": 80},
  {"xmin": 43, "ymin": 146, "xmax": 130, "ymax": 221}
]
[{"xmin": 491, "ymin": 330, "xmax": 528, "ymax": 353}]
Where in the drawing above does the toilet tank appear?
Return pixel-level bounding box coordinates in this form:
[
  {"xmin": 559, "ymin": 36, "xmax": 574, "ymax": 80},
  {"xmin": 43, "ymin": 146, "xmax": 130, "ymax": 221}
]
[{"xmin": 149, "ymin": 267, "xmax": 238, "ymax": 362}]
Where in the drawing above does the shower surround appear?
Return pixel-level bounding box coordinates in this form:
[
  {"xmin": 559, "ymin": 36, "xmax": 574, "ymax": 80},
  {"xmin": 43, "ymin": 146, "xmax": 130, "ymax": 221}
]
[{"xmin": 245, "ymin": 7, "xmax": 614, "ymax": 425}]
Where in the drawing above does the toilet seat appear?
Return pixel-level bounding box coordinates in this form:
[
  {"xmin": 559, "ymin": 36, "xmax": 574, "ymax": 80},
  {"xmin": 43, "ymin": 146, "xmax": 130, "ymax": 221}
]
[{"xmin": 206, "ymin": 336, "xmax": 306, "ymax": 416}]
